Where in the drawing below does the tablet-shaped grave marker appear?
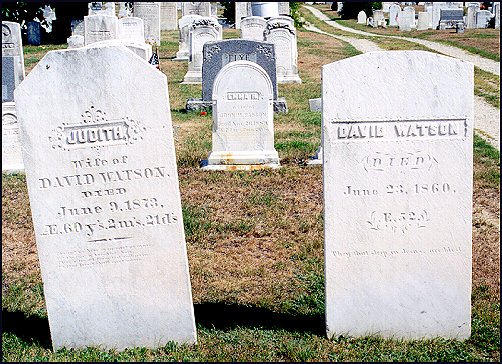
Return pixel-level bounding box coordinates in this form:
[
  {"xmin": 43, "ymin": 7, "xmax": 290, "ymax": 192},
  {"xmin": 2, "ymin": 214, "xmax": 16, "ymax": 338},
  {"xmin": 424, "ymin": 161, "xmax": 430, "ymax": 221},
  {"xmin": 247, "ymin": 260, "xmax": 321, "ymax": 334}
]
[
  {"xmin": 84, "ymin": 14, "xmax": 118, "ymax": 45},
  {"xmin": 2, "ymin": 21, "xmax": 25, "ymax": 101},
  {"xmin": 117, "ymin": 17, "xmax": 145, "ymax": 42},
  {"xmin": 240, "ymin": 16, "xmax": 267, "ymax": 41},
  {"xmin": 14, "ymin": 44, "xmax": 197, "ymax": 350},
  {"xmin": 202, "ymin": 60, "xmax": 280, "ymax": 170},
  {"xmin": 323, "ymin": 51, "xmax": 473, "ymax": 340},
  {"xmin": 174, "ymin": 15, "xmax": 203, "ymax": 60},
  {"xmin": 133, "ymin": 2, "xmax": 161, "ymax": 45},
  {"xmin": 2, "ymin": 102, "xmax": 24, "ymax": 172}
]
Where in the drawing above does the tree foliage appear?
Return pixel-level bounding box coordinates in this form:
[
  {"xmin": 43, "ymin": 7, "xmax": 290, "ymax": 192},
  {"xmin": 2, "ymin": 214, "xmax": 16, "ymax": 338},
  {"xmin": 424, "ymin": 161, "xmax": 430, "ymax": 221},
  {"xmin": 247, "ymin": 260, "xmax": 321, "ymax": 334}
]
[{"xmin": 338, "ymin": 2, "xmax": 382, "ymax": 20}]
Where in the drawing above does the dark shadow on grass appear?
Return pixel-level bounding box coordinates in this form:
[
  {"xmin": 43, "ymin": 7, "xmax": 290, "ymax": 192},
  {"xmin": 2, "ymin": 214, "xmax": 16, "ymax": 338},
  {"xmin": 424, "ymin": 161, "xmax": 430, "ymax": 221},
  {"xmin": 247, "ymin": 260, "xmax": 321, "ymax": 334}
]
[
  {"xmin": 2, "ymin": 309, "xmax": 52, "ymax": 349},
  {"xmin": 194, "ymin": 303, "xmax": 325, "ymax": 335}
]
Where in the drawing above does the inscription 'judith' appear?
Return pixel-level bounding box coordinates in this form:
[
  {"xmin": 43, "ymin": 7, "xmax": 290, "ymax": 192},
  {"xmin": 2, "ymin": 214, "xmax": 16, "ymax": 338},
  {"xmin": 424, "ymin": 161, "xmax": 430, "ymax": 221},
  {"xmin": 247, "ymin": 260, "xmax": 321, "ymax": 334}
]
[{"xmin": 66, "ymin": 123, "xmax": 126, "ymax": 144}]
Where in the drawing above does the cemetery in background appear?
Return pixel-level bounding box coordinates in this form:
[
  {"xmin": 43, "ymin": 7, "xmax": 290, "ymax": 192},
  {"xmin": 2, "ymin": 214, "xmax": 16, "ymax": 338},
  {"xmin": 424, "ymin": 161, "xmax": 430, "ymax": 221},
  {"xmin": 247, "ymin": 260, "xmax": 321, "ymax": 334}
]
[{"xmin": 2, "ymin": 1, "xmax": 500, "ymax": 362}]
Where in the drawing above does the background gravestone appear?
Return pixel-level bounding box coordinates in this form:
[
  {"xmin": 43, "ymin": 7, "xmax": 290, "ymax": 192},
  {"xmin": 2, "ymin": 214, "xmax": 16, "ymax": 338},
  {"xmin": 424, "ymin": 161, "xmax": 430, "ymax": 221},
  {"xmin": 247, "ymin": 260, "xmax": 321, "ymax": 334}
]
[
  {"xmin": 2, "ymin": 22, "xmax": 25, "ymax": 93},
  {"xmin": 182, "ymin": 2, "xmax": 211, "ymax": 17},
  {"xmin": 323, "ymin": 50, "xmax": 473, "ymax": 340},
  {"xmin": 235, "ymin": 2, "xmax": 251, "ymax": 29},
  {"xmin": 389, "ymin": 4, "xmax": 401, "ymax": 26},
  {"xmin": 466, "ymin": 3, "xmax": 480, "ymax": 29},
  {"xmin": 202, "ymin": 61, "xmax": 280, "ymax": 170},
  {"xmin": 160, "ymin": 2, "xmax": 178, "ymax": 30},
  {"xmin": 175, "ymin": 15, "xmax": 203, "ymax": 60},
  {"xmin": 2, "ymin": 57, "xmax": 18, "ymax": 103},
  {"xmin": 201, "ymin": 39, "xmax": 278, "ymax": 101},
  {"xmin": 133, "ymin": 2, "xmax": 161, "ymax": 45},
  {"xmin": 84, "ymin": 14, "xmax": 118, "ymax": 45},
  {"xmin": 117, "ymin": 17, "xmax": 145, "ymax": 42},
  {"xmin": 14, "ymin": 44, "xmax": 197, "ymax": 350},
  {"xmin": 26, "ymin": 21, "xmax": 42, "ymax": 45},
  {"xmin": 240, "ymin": 16, "xmax": 267, "ymax": 41},
  {"xmin": 2, "ymin": 102, "xmax": 24, "ymax": 172}
]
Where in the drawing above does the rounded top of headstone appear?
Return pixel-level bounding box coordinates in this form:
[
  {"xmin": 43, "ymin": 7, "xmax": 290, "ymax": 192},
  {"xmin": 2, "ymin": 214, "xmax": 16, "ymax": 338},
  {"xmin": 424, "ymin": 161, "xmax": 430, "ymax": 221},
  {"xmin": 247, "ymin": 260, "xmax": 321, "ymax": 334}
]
[{"xmin": 212, "ymin": 60, "xmax": 273, "ymax": 101}]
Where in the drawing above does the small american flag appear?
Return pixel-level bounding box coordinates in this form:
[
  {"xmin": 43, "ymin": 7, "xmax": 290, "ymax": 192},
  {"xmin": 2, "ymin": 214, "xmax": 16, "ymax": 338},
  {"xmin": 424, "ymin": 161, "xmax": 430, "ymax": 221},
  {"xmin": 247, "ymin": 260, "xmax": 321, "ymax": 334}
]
[{"xmin": 149, "ymin": 47, "xmax": 160, "ymax": 70}]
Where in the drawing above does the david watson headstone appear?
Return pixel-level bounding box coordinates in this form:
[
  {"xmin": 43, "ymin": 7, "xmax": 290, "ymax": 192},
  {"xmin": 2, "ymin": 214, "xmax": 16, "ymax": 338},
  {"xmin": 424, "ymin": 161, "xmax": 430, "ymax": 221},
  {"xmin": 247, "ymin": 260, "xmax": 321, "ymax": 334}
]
[
  {"xmin": 389, "ymin": 4, "xmax": 401, "ymax": 26},
  {"xmin": 84, "ymin": 14, "xmax": 118, "ymax": 46},
  {"xmin": 14, "ymin": 44, "xmax": 197, "ymax": 350},
  {"xmin": 235, "ymin": 2, "xmax": 251, "ymax": 29},
  {"xmin": 160, "ymin": 2, "xmax": 178, "ymax": 30},
  {"xmin": 466, "ymin": 3, "xmax": 480, "ymax": 29},
  {"xmin": 357, "ymin": 11, "xmax": 367, "ymax": 24},
  {"xmin": 202, "ymin": 60, "xmax": 280, "ymax": 170},
  {"xmin": 117, "ymin": 17, "xmax": 145, "ymax": 42},
  {"xmin": 133, "ymin": 2, "xmax": 161, "ymax": 45},
  {"xmin": 323, "ymin": 50, "xmax": 473, "ymax": 339},
  {"xmin": 182, "ymin": 17, "xmax": 222, "ymax": 83},
  {"xmin": 175, "ymin": 15, "xmax": 202, "ymax": 60},
  {"xmin": 264, "ymin": 17, "xmax": 301, "ymax": 83},
  {"xmin": 27, "ymin": 21, "xmax": 42, "ymax": 46},
  {"xmin": 2, "ymin": 21, "xmax": 25, "ymax": 99},
  {"xmin": 182, "ymin": 2, "xmax": 211, "ymax": 17},
  {"xmin": 2, "ymin": 102, "xmax": 24, "ymax": 172},
  {"xmin": 240, "ymin": 16, "xmax": 267, "ymax": 41}
]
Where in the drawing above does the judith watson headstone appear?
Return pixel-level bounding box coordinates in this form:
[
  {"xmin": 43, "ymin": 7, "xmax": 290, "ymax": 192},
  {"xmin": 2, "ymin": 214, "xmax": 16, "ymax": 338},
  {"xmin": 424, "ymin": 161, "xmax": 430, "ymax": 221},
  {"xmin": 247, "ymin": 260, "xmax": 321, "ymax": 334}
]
[
  {"xmin": 14, "ymin": 44, "xmax": 197, "ymax": 350},
  {"xmin": 323, "ymin": 50, "xmax": 473, "ymax": 339},
  {"xmin": 202, "ymin": 61, "xmax": 280, "ymax": 170}
]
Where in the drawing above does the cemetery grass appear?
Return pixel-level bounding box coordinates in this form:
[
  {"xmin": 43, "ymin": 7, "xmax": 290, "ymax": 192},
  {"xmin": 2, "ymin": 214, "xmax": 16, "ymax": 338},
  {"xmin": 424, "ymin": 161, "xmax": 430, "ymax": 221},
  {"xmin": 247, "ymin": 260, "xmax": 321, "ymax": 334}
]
[
  {"xmin": 1, "ymin": 29, "xmax": 500, "ymax": 362},
  {"xmin": 311, "ymin": 4, "xmax": 501, "ymax": 62}
]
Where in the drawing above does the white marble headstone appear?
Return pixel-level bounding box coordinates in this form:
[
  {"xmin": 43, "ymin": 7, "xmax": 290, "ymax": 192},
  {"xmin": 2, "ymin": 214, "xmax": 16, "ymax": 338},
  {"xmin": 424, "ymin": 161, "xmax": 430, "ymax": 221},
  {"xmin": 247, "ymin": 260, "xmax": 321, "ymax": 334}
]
[
  {"xmin": 202, "ymin": 60, "xmax": 280, "ymax": 170},
  {"xmin": 389, "ymin": 4, "xmax": 401, "ymax": 26},
  {"xmin": 67, "ymin": 35, "xmax": 85, "ymax": 49},
  {"xmin": 278, "ymin": 2, "xmax": 290, "ymax": 15},
  {"xmin": 2, "ymin": 21, "xmax": 25, "ymax": 93},
  {"xmin": 372, "ymin": 10, "xmax": 385, "ymax": 27},
  {"xmin": 133, "ymin": 2, "xmax": 161, "ymax": 45},
  {"xmin": 117, "ymin": 17, "xmax": 145, "ymax": 42},
  {"xmin": 466, "ymin": 3, "xmax": 480, "ymax": 29},
  {"xmin": 2, "ymin": 102, "xmax": 24, "ymax": 172},
  {"xmin": 84, "ymin": 14, "xmax": 118, "ymax": 46},
  {"xmin": 495, "ymin": 2, "xmax": 500, "ymax": 29},
  {"xmin": 14, "ymin": 44, "xmax": 197, "ymax": 350},
  {"xmin": 160, "ymin": 2, "xmax": 178, "ymax": 30},
  {"xmin": 240, "ymin": 16, "xmax": 267, "ymax": 41},
  {"xmin": 416, "ymin": 12, "xmax": 430, "ymax": 30},
  {"xmin": 235, "ymin": 2, "xmax": 251, "ymax": 29},
  {"xmin": 476, "ymin": 10, "xmax": 493, "ymax": 28},
  {"xmin": 357, "ymin": 11, "xmax": 367, "ymax": 24},
  {"xmin": 175, "ymin": 15, "xmax": 203, "ymax": 60},
  {"xmin": 87, "ymin": 39, "xmax": 152, "ymax": 61},
  {"xmin": 182, "ymin": 2, "xmax": 211, "ymax": 17},
  {"xmin": 264, "ymin": 17, "xmax": 301, "ymax": 83},
  {"xmin": 323, "ymin": 50, "xmax": 473, "ymax": 340},
  {"xmin": 182, "ymin": 18, "xmax": 222, "ymax": 83},
  {"xmin": 403, "ymin": 6, "xmax": 416, "ymax": 28}
]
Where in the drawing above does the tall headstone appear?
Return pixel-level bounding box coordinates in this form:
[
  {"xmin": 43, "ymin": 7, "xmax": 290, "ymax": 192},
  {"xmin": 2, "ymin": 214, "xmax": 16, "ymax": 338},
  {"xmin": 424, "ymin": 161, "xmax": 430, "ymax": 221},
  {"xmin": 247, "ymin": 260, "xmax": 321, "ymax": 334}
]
[
  {"xmin": 416, "ymin": 12, "xmax": 430, "ymax": 30},
  {"xmin": 466, "ymin": 3, "xmax": 480, "ymax": 29},
  {"xmin": 372, "ymin": 10, "xmax": 385, "ymax": 27},
  {"xmin": 2, "ymin": 102, "xmax": 24, "ymax": 172},
  {"xmin": 133, "ymin": 2, "xmax": 161, "ymax": 45},
  {"xmin": 2, "ymin": 21, "xmax": 25, "ymax": 97},
  {"xmin": 27, "ymin": 21, "xmax": 42, "ymax": 46},
  {"xmin": 357, "ymin": 11, "xmax": 367, "ymax": 24},
  {"xmin": 14, "ymin": 44, "xmax": 197, "ymax": 350},
  {"xmin": 235, "ymin": 2, "xmax": 251, "ymax": 29},
  {"xmin": 278, "ymin": 2, "xmax": 290, "ymax": 15},
  {"xmin": 403, "ymin": 6, "xmax": 416, "ymax": 28},
  {"xmin": 264, "ymin": 17, "xmax": 301, "ymax": 84},
  {"xmin": 160, "ymin": 2, "xmax": 178, "ymax": 30},
  {"xmin": 240, "ymin": 16, "xmax": 267, "ymax": 41},
  {"xmin": 389, "ymin": 4, "xmax": 401, "ymax": 26},
  {"xmin": 84, "ymin": 14, "xmax": 118, "ymax": 46},
  {"xmin": 202, "ymin": 61, "xmax": 280, "ymax": 170},
  {"xmin": 475, "ymin": 10, "xmax": 493, "ymax": 28},
  {"xmin": 182, "ymin": 18, "xmax": 222, "ymax": 83},
  {"xmin": 201, "ymin": 39, "xmax": 278, "ymax": 102},
  {"xmin": 117, "ymin": 17, "xmax": 145, "ymax": 42},
  {"xmin": 323, "ymin": 50, "xmax": 473, "ymax": 340},
  {"xmin": 495, "ymin": 2, "xmax": 500, "ymax": 29},
  {"xmin": 398, "ymin": 8, "xmax": 413, "ymax": 31},
  {"xmin": 174, "ymin": 15, "xmax": 203, "ymax": 60},
  {"xmin": 182, "ymin": 2, "xmax": 211, "ymax": 17},
  {"xmin": 426, "ymin": 4, "xmax": 433, "ymax": 28}
]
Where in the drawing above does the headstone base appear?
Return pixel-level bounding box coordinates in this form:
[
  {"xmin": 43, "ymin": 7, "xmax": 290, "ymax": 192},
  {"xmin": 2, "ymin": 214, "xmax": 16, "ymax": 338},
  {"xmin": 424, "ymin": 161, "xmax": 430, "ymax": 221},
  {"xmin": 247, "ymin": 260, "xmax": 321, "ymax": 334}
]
[
  {"xmin": 174, "ymin": 52, "xmax": 189, "ymax": 61},
  {"xmin": 309, "ymin": 98, "xmax": 321, "ymax": 112},
  {"xmin": 186, "ymin": 98, "xmax": 288, "ymax": 114},
  {"xmin": 182, "ymin": 71, "xmax": 202, "ymax": 83},
  {"xmin": 201, "ymin": 151, "xmax": 280, "ymax": 170},
  {"xmin": 277, "ymin": 74, "xmax": 302, "ymax": 84}
]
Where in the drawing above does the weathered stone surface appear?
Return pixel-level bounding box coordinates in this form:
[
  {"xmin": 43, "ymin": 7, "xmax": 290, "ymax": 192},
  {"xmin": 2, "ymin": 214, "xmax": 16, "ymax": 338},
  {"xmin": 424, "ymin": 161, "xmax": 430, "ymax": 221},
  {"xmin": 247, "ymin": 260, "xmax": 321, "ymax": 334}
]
[
  {"xmin": 2, "ymin": 21, "xmax": 25, "ymax": 91},
  {"xmin": 160, "ymin": 2, "xmax": 178, "ymax": 30},
  {"xmin": 476, "ymin": 9, "xmax": 493, "ymax": 28},
  {"xmin": 2, "ymin": 57, "xmax": 17, "ymax": 102},
  {"xmin": 88, "ymin": 39, "xmax": 152, "ymax": 61},
  {"xmin": 2, "ymin": 102, "xmax": 24, "ymax": 172},
  {"xmin": 466, "ymin": 3, "xmax": 480, "ymax": 29},
  {"xmin": 14, "ymin": 44, "xmax": 197, "ymax": 350},
  {"xmin": 240, "ymin": 16, "xmax": 267, "ymax": 41},
  {"xmin": 117, "ymin": 17, "xmax": 145, "ymax": 42},
  {"xmin": 323, "ymin": 51, "xmax": 473, "ymax": 340},
  {"xmin": 182, "ymin": 18, "xmax": 222, "ymax": 84},
  {"xmin": 84, "ymin": 14, "xmax": 118, "ymax": 46},
  {"xmin": 416, "ymin": 12, "xmax": 430, "ymax": 30},
  {"xmin": 67, "ymin": 35, "xmax": 85, "ymax": 49},
  {"xmin": 235, "ymin": 2, "xmax": 251, "ymax": 29},
  {"xmin": 372, "ymin": 10, "xmax": 385, "ymax": 27},
  {"xmin": 202, "ymin": 61, "xmax": 280, "ymax": 170},
  {"xmin": 201, "ymin": 39, "xmax": 278, "ymax": 101},
  {"xmin": 357, "ymin": 11, "xmax": 367, "ymax": 24},
  {"xmin": 278, "ymin": 2, "xmax": 290, "ymax": 15},
  {"xmin": 133, "ymin": 2, "xmax": 161, "ymax": 45},
  {"xmin": 494, "ymin": 3, "xmax": 500, "ymax": 29},
  {"xmin": 175, "ymin": 15, "xmax": 203, "ymax": 60},
  {"xmin": 182, "ymin": 2, "xmax": 211, "ymax": 17},
  {"xmin": 72, "ymin": 21, "xmax": 85, "ymax": 36},
  {"xmin": 264, "ymin": 18, "xmax": 301, "ymax": 84}
]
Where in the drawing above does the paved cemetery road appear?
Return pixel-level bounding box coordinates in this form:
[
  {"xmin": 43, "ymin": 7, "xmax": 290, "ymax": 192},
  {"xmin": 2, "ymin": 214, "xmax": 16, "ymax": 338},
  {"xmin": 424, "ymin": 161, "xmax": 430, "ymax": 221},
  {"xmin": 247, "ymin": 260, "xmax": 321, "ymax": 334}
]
[
  {"xmin": 304, "ymin": 5, "xmax": 500, "ymax": 76},
  {"xmin": 303, "ymin": 5, "xmax": 500, "ymax": 150}
]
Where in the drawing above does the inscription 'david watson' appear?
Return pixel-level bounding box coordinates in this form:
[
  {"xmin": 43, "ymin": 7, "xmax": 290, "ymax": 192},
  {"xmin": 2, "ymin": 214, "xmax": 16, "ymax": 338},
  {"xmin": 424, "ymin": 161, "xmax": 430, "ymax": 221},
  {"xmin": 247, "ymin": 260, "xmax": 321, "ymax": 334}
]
[
  {"xmin": 49, "ymin": 105, "xmax": 146, "ymax": 150},
  {"xmin": 332, "ymin": 119, "xmax": 467, "ymax": 141}
]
